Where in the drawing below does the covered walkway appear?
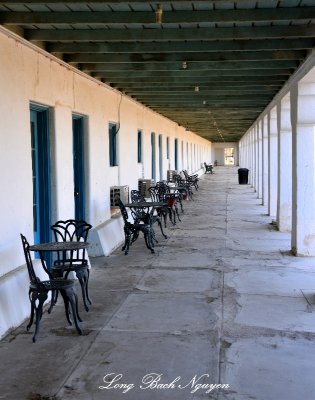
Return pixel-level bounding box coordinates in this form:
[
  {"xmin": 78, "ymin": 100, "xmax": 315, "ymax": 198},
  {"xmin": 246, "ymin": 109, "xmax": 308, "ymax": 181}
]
[{"xmin": 1, "ymin": 167, "xmax": 315, "ymax": 400}]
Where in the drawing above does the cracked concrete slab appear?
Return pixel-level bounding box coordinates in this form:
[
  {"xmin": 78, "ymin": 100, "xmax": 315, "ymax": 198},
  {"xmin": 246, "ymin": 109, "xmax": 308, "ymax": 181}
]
[
  {"xmin": 234, "ymin": 293, "xmax": 315, "ymax": 332},
  {"xmin": 56, "ymin": 331, "xmax": 220, "ymax": 400},
  {"xmin": 135, "ymin": 269, "xmax": 221, "ymax": 293},
  {"xmin": 225, "ymin": 268, "xmax": 315, "ymax": 297},
  {"xmin": 105, "ymin": 293, "xmax": 219, "ymax": 333},
  {"xmin": 220, "ymin": 337, "xmax": 315, "ymax": 400}
]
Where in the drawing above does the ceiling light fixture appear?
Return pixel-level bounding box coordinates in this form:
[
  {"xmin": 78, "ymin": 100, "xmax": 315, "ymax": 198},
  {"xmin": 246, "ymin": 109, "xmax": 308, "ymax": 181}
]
[
  {"xmin": 194, "ymin": 86, "xmax": 199, "ymax": 92},
  {"xmin": 155, "ymin": 4, "xmax": 163, "ymax": 23},
  {"xmin": 182, "ymin": 61, "xmax": 187, "ymax": 70}
]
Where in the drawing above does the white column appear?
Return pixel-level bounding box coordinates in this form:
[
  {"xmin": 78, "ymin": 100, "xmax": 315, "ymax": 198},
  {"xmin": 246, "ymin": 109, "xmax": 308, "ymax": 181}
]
[
  {"xmin": 245, "ymin": 134, "xmax": 249, "ymax": 169},
  {"xmin": 254, "ymin": 126, "xmax": 259, "ymax": 191},
  {"xmin": 252, "ymin": 127, "xmax": 256, "ymax": 189},
  {"xmin": 257, "ymin": 120, "xmax": 263, "ymax": 200},
  {"xmin": 291, "ymin": 76, "xmax": 315, "ymax": 255},
  {"xmin": 250, "ymin": 129, "xmax": 255, "ymax": 187},
  {"xmin": 277, "ymin": 95, "xmax": 292, "ymax": 232},
  {"xmin": 244, "ymin": 134, "xmax": 248, "ymax": 168},
  {"xmin": 248, "ymin": 132, "xmax": 252, "ymax": 184},
  {"xmin": 262, "ymin": 115, "xmax": 269, "ymax": 207},
  {"xmin": 246, "ymin": 134, "xmax": 249, "ymax": 169},
  {"xmin": 249, "ymin": 131, "xmax": 253, "ymax": 181},
  {"xmin": 268, "ymin": 106, "xmax": 278, "ymax": 217}
]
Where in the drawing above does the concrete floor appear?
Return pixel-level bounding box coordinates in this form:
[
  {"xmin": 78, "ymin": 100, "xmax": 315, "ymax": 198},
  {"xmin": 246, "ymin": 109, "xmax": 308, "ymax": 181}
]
[{"xmin": 1, "ymin": 166, "xmax": 315, "ymax": 400}]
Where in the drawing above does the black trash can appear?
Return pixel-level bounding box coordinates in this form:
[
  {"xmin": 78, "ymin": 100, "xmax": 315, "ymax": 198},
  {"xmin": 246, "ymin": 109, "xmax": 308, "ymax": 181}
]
[{"xmin": 238, "ymin": 168, "xmax": 249, "ymax": 184}]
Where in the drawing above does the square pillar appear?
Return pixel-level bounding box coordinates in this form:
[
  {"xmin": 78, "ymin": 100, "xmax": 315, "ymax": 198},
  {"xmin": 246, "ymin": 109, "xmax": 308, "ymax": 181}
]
[
  {"xmin": 277, "ymin": 95, "xmax": 292, "ymax": 232},
  {"xmin": 262, "ymin": 116, "xmax": 269, "ymax": 207},
  {"xmin": 254, "ymin": 125, "xmax": 259, "ymax": 192},
  {"xmin": 257, "ymin": 121, "xmax": 263, "ymax": 200},
  {"xmin": 291, "ymin": 77, "xmax": 315, "ymax": 255},
  {"xmin": 268, "ymin": 107, "xmax": 278, "ymax": 217},
  {"xmin": 248, "ymin": 130, "xmax": 255, "ymax": 187}
]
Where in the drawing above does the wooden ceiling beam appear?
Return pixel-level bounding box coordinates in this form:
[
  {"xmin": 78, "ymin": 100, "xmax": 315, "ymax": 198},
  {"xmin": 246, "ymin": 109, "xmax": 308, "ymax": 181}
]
[
  {"xmin": 2, "ymin": 8, "xmax": 315, "ymax": 25},
  {"xmin": 48, "ymin": 39, "xmax": 313, "ymax": 54},
  {"xmin": 94, "ymin": 70, "xmax": 291, "ymax": 79},
  {"xmin": 79, "ymin": 60, "xmax": 299, "ymax": 72},
  {"xmin": 132, "ymin": 94, "xmax": 274, "ymax": 101},
  {"xmin": 153, "ymin": 106, "xmax": 263, "ymax": 111},
  {"xmin": 143, "ymin": 100, "xmax": 268, "ymax": 105},
  {"xmin": 127, "ymin": 89, "xmax": 278, "ymax": 95},
  {"xmin": 103, "ymin": 76, "xmax": 286, "ymax": 84},
  {"xmin": 115, "ymin": 83, "xmax": 282, "ymax": 89},
  {"xmin": 65, "ymin": 50, "xmax": 306, "ymax": 63},
  {"xmin": 0, "ymin": 0, "xmax": 283, "ymax": 3},
  {"xmin": 25, "ymin": 26, "xmax": 315, "ymax": 42}
]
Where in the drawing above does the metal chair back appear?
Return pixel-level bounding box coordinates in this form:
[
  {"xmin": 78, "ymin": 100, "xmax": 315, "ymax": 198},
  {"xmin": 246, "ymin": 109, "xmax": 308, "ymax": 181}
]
[
  {"xmin": 130, "ymin": 190, "xmax": 146, "ymax": 203},
  {"xmin": 51, "ymin": 219, "xmax": 92, "ymax": 265},
  {"xmin": 20, "ymin": 234, "xmax": 39, "ymax": 286}
]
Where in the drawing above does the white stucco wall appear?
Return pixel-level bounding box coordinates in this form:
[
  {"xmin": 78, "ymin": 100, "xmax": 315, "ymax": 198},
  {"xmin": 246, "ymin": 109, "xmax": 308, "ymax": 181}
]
[{"xmin": 0, "ymin": 28, "xmax": 212, "ymax": 338}]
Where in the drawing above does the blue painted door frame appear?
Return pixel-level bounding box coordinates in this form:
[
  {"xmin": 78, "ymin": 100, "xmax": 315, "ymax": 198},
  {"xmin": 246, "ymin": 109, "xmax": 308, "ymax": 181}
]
[
  {"xmin": 174, "ymin": 138, "xmax": 178, "ymax": 170},
  {"xmin": 30, "ymin": 105, "xmax": 52, "ymax": 264},
  {"xmin": 151, "ymin": 132, "xmax": 156, "ymax": 181},
  {"xmin": 72, "ymin": 115, "xmax": 85, "ymax": 221},
  {"xmin": 158, "ymin": 134, "xmax": 163, "ymax": 181}
]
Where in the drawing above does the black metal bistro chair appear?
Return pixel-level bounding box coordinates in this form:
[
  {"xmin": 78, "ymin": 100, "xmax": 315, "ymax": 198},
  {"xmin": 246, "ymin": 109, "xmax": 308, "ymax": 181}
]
[
  {"xmin": 130, "ymin": 189, "xmax": 167, "ymax": 240},
  {"xmin": 151, "ymin": 182, "xmax": 181, "ymax": 225},
  {"xmin": 173, "ymin": 173, "xmax": 194, "ymax": 200},
  {"xmin": 158, "ymin": 180, "xmax": 185, "ymax": 214},
  {"xmin": 148, "ymin": 186, "xmax": 173, "ymax": 227},
  {"xmin": 118, "ymin": 199, "xmax": 155, "ymax": 255},
  {"xmin": 20, "ymin": 234, "xmax": 82, "ymax": 342},
  {"xmin": 50, "ymin": 219, "xmax": 92, "ymax": 312},
  {"xmin": 204, "ymin": 162, "xmax": 214, "ymax": 174},
  {"xmin": 183, "ymin": 170, "xmax": 199, "ymax": 190}
]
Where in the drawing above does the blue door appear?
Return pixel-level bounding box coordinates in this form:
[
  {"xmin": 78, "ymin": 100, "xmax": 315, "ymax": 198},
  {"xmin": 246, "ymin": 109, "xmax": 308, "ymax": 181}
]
[
  {"xmin": 158, "ymin": 134, "xmax": 163, "ymax": 181},
  {"xmin": 174, "ymin": 138, "xmax": 178, "ymax": 170},
  {"xmin": 151, "ymin": 132, "xmax": 156, "ymax": 181},
  {"xmin": 30, "ymin": 105, "xmax": 51, "ymax": 263},
  {"xmin": 72, "ymin": 115, "xmax": 85, "ymax": 221}
]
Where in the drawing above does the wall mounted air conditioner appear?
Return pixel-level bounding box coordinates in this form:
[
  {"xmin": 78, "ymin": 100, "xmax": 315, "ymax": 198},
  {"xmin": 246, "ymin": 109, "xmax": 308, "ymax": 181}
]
[{"xmin": 110, "ymin": 185, "xmax": 129, "ymax": 206}]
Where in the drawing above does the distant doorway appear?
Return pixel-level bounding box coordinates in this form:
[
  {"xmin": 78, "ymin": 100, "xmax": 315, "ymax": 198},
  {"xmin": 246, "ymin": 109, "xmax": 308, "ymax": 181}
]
[{"xmin": 224, "ymin": 148, "xmax": 235, "ymax": 165}]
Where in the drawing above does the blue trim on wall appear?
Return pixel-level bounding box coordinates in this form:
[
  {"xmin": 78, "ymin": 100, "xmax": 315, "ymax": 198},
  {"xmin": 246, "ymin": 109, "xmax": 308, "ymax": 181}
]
[
  {"xmin": 159, "ymin": 134, "xmax": 163, "ymax": 181},
  {"xmin": 151, "ymin": 132, "xmax": 156, "ymax": 180},
  {"xmin": 137, "ymin": 130, "xmax": 142, "ymax": 163},
  {"xmin": 30, "ymin": 104, "xmax": 52, "ymax": 266},
  {"xmin": 73, "ymin": 115, "xmax": 85, "ymax": 221},
  {"xmin": 109, "ymin": 123, "xmax": 118, "ymax": 166},
  {"xmin": 174, "ymin": 138, "xmax": 178, "ymax": 170}
]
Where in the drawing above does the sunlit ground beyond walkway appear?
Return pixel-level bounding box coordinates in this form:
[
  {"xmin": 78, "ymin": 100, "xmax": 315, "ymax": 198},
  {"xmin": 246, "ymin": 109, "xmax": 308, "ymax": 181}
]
[{"xmin": 1, "ymin": 167, "xmax": 315, "ymax": 400}]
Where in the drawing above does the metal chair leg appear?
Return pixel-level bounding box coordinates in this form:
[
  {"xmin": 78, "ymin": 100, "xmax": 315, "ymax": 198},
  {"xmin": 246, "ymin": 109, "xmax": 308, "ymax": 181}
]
[
  {"xmin": 33, "ymin": 292, "xmax": 48, "ymax": 343},
  {"xmin": 60, "ymin": 288, "xmax": 82, "ymax": 335}
]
